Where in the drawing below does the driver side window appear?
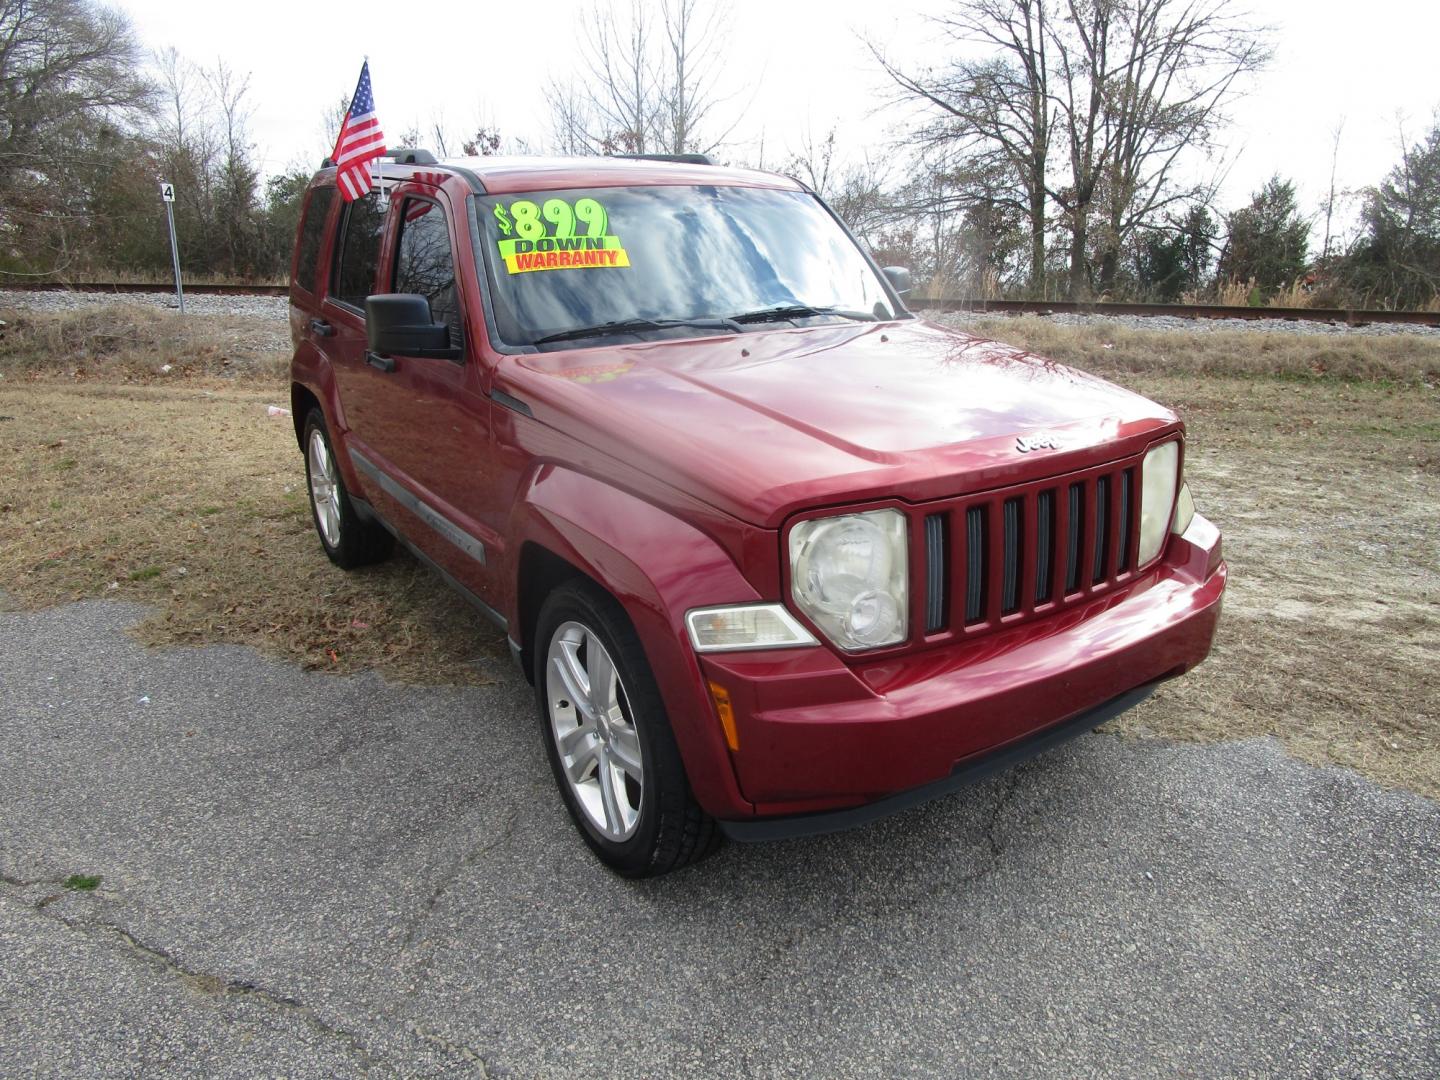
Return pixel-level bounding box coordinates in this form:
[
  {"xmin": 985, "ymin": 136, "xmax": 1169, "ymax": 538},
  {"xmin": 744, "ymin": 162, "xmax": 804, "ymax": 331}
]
[{"xmin": 395, "ymin": 198, "xmax": 462, "ymax": 348}]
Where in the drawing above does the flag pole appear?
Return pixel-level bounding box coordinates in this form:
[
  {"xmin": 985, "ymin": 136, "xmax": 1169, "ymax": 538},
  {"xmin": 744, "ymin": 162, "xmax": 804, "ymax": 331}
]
[{"xmin": 365, "ymin": 55, "xmax": 384, "ymax": 205}]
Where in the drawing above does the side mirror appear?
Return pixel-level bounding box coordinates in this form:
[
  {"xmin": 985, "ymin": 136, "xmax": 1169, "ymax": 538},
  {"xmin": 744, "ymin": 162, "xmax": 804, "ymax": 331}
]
[
  {"xmin": 365, "ymin": 294, "xmax": 459, "ymax": 360},
  {"xmin": 882, "ymin": 266, "xmax": 913, "ymax": 298}
]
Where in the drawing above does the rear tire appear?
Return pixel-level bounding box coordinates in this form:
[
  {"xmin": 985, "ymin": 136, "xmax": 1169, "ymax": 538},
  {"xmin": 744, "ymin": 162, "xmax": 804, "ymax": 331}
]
[
  {"xmin": 534, "ymin": 580, "xmax": 720, "ymax": 877},
  {"xmin": 302, "ymin": 409, "xmax": 392, "ymax": 569}
]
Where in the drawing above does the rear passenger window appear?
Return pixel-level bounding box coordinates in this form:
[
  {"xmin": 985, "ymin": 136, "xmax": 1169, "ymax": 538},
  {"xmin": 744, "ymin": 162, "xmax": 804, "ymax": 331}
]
[
  {"xmin": 329, "ymin": 193, "xmax": 386, "ymax": 311},
  {"xmin": 394, "ymin": 199, "xmax": 461, "ymax": 345},
  {"xmin": 294, "ymin": 187, "xmax": 334, "ymax": 294}
]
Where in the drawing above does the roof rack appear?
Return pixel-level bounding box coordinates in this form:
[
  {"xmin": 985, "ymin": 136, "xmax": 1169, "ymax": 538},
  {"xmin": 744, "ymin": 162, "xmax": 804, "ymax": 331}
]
[
  {"xmin": 609, "ymin": 152, "xmax": 715, "ymax": 166},
  {"xmin": 320, "ymin": 147, "xmax": 438, "ymax": 169}
]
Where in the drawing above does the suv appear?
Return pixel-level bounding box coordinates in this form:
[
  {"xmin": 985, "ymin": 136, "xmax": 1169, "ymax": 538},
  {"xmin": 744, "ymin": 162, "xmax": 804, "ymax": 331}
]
[{"xmin": 288, "ymin": 152, "xmax": 1225, "ymax": 877}]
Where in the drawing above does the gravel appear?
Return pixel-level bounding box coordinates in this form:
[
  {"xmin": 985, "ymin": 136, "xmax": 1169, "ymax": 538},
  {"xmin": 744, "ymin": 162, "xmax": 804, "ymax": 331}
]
[
  {"xmin": 0, "ymin": 289, "xmax": 286, "ymax": 321},
  {"xmin": 3, "ymin": 289, "xmax": 1437, "ymax": 339},
  {"xmin": 926, "ymin": 308, "xmax": 1440, "ymax": 338},
  {"xmin": 1, "ymin": 599, "xmax": 1437, "ymax": 1078}
]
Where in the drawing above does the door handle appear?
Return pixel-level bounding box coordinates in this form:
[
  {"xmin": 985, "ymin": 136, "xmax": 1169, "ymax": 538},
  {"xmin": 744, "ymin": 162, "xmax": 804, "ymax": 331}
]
[
  {"xmin": 309, "ymin": 318, "xmax": 334, "ymax": 337},
  {"xmin": 366, "ymin": 351, "xmax": 396, "ymax": 373}
]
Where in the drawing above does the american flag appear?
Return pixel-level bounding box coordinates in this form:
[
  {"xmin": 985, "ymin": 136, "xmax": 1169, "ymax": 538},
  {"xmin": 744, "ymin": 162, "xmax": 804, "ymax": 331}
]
[{"xmin": 332, "ymin": 61, "xmax": 386, "ymax": 202}]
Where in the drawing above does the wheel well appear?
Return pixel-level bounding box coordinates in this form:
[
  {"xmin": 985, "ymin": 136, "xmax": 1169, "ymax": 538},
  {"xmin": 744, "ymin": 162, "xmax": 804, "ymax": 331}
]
[
  {"xmin": 290, "ymin": 384, "xmax": 321, "ymax": 448},
  {"xmin": 515, "ymin": 543, "xmax": 593, "ymax": 684}
]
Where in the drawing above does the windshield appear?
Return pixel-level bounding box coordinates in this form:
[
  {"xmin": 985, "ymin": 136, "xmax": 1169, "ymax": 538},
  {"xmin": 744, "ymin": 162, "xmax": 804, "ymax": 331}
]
[{"xmin": 472, "ymin": 185, "xmax": 897, "ymax": 350}]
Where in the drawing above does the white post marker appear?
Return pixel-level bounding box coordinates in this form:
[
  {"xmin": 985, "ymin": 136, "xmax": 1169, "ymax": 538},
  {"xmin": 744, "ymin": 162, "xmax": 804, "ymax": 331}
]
[{"xmin": 160, "ymin": 181, "xmax": 184, "ymax": 314}]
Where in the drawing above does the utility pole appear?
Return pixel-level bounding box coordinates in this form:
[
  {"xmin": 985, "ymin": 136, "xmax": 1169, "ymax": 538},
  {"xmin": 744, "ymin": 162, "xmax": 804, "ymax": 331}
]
[{"xmin": 160, "ymin": 181, "xmax": 184, "ymax": 313}]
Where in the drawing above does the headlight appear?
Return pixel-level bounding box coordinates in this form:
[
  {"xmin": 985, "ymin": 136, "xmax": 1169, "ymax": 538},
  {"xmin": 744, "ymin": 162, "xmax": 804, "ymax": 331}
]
[
  {"xmin": 1139, "ymin": 441, "xmax": 1181, "ymax": 564},
  {"xmin": 685, "ymin": 604, "xmax": 818, "ymax": 652},
  {"xmin": 789, "ymin": 509, "xmax": 908, "ymax": 651}
]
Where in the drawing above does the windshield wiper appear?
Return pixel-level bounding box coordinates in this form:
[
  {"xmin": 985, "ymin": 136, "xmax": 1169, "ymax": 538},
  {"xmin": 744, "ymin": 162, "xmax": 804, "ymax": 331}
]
[
  {"xmin": 724, "ymin": 303, "xmax": 877, "ymax": 325},
  {"xmin": 532, "ymin": 316, "xmax": 741, "ymax": 345}
]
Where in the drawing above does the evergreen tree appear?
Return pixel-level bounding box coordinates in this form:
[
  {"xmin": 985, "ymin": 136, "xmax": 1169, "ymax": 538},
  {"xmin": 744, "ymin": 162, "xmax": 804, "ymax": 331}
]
[
  {"xmin": 1344, "ymin": 121, "xmax": 1440, "ymax": 309},
  {"xmin": 1217, "ymin": 177, "xmax": 1310, "ymax": 298}
]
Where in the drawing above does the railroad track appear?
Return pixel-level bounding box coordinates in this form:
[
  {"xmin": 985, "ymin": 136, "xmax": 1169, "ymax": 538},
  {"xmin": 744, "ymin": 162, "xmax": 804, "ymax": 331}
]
[
  {"xmin": 914, "ymin": 297, "xmax": 1440, "ymax": 328},
  {"xmin": 1, "ymin": 282, "xmax": 1436, "ymax": 327},
  {"xmin": 0, "ymin": 281, "xmax": 287, "ymax": 297}
]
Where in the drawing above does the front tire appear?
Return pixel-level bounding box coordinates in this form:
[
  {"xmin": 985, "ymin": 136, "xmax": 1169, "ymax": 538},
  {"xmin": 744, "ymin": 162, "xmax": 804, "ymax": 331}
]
[
  {"xmin": 302, "ymin": 409, "xmax": 392, "ymax": 569},
  {"xmin": 534, "ymin": 581, "xmax": 719, "ymax": 877}
]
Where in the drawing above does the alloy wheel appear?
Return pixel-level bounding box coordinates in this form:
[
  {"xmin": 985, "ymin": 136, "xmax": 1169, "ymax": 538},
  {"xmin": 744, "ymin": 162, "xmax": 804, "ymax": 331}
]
[
  {"xmin": 307, "ymin": 428, "xmax": 342, "ymax": 548},
  {"xmin": 545, "ymin": 621, "xmax": 645, "ymax": 841}
]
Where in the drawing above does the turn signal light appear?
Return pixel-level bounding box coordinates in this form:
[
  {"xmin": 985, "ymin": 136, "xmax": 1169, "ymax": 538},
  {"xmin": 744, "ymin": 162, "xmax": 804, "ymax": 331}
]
[{"xmin": 708, "ymin": 680, "xmax": 739, "ymax": 751}]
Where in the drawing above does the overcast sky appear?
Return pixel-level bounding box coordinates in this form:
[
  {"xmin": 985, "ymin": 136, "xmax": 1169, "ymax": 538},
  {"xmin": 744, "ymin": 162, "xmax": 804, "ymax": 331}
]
[{"xmin": 120, "ymin": 0, "xmax": 1438, "ymax": 239}]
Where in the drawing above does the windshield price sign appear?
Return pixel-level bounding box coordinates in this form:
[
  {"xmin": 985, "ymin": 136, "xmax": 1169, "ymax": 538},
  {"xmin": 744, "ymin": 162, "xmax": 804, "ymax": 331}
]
[{"xmin": 494, "ymin": 198, "xmax": 629, "ymax": 274}]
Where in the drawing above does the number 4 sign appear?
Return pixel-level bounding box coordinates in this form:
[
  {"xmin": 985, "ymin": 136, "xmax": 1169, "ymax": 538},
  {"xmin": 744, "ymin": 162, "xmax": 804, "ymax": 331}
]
[{"xmin": 160, "ymin": 181, "xmax": 183, "ymax": 312}]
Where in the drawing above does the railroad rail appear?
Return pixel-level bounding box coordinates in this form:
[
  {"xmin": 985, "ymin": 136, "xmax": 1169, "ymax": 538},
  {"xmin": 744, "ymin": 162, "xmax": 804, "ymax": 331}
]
[
  {"xmin": 0, "ymin": 281, "xmax": 287, "ymax": 297},
  {"xmin": 912, "ymin": 297, "xmax": 1440, "ymax": 328},
  {"xmin": 0, "ymin": 282, "xmax": 1436, "ymax": 326}
]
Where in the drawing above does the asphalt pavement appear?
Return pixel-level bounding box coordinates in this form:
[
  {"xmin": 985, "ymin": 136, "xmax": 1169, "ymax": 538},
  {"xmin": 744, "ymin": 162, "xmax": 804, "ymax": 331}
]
[{"xmin": 1, "ymin": 600, "xmax": 1436, "ymax": 1078}]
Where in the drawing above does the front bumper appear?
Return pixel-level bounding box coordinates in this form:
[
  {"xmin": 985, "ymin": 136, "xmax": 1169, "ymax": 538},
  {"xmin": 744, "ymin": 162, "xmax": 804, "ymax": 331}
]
[
  {"xmin": 720, "ymin": 682, "xmax": 1157, "ymax": 841},
  {"xmin": 703, "ymin": 514, "xmax": 1225, "ymax": 833}
]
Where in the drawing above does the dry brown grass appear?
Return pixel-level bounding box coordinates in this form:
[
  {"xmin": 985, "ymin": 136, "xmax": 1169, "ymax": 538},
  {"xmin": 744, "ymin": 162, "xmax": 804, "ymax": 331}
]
[
  {"xmin": 0, "ymin": 304, "xmax": 289, "ymax": 381},
  {"xmin": 1100, "ymin": 373, "xmax": 1440, "ymax": 799},
  {"xmin": 0, "ymin": 378, "xmax": 507, "ymax": 684},
  {"xmin": 1215, "ymin": 278, "xmax": 1258, "ymax": 307},
  {"xmin": 1266, "ymin": 280, "xmax": 1315, "ymax": 309},
  {"xmin": 958, "ymin": 315, "xmax": 1440, "ymax": 384}
]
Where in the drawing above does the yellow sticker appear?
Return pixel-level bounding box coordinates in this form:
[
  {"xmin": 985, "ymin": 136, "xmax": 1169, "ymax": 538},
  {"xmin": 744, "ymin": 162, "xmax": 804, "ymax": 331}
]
[{"xmin": 497, "ymin": 236, "xmax": 630, "ymax": 274}]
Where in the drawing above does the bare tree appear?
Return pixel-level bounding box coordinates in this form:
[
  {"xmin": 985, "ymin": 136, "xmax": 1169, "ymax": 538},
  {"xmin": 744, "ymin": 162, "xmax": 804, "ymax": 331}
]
[
  {"xmin": 0, "ymin": 0, "xmax": 154, "ymax": 168},
  {"xmin": 320, "ymin": 93, "xmax": 352, "ymax": 151},
  {"xmin": 153, "ymin": 48, "xmax": 220, "ymax": 261},
  {"xmin": 0, "ymin": 0, "xmax": 155, "ymax": 273},
  {"xmin": 785, "ymin": 127, "xmax": 892, "ymax": 238},
  {"xmin": 428, "ymin": 114, "xmax": 453, "ymax": 158},
  {"xmin": 879, "ymin": 0, "xmax": 1268, "ymax": 299},
  {"xmin": 589, "ymin": 0, "xmax": 663, "ymax": 153},
  {"xmin": 201, "ymin": 59, "xmax": 263, "ymax": 274},
  {"xmin": 545, "ymin": 82, "xmax": 598, "ymax": 155},
  {"xmin": 660, "ymin": 0, "xmax": 733, "ymax": 154},
  {"xmin": 874, "ymin": 0, "xmax": 1054, "ymax": 295},
  {"xmin": 1321, "ymin": 118, "xmax": 1345, "ymax": 262},
  {"xmin": 543, "ymin": 0, "xmax": 734, "ymax": 156},
  {"xmin": 1085, "ymin": 0, "xmax": 1272, "ymax": 295}
]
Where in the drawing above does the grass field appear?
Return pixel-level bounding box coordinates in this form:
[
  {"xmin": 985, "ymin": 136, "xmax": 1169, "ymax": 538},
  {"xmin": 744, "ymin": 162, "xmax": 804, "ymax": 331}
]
[
  {"xmin": 1, "ymin": 309, "xmax": 1437, "ymax": 799},
  {"xmin": 952, "ymin": 314, "xmax": 1440, "ymax": 384},
  {"xmin": 0, "ymin": 304, "xmax": 288, "ymax": 380},
  {"xmin": 0, "ymin": 378, "xmax": 508, "ymax": 685}
]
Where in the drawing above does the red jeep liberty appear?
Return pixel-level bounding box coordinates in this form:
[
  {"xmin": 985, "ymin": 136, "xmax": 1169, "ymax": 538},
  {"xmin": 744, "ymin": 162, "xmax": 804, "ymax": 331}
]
[{"xmin": 288, "ymin": 152, "xmax": 1225, "ymax": 877}]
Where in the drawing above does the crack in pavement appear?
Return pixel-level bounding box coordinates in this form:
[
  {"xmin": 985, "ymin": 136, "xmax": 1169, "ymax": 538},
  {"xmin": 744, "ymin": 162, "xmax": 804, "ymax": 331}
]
[
  {"xmin": 980, "ymin": 765, "xmax": 1027, "ymax": 868},
  {"xmin": 0, "ymin": 868, "xmax": 78, "ymax": 912},
  {"xmin": 0, "ymin": 869, "xmax": 388, "ymax": 1075},
  {"xmin": 401, "ymin": 811, "xmax": 519, "ymax": 953},
  {"xmin": 405, "ymin": 1022, "xmax": 501, "ymax": 1077},
  {"xmin": 738, "ymin": 771, "xmax": 1036, "ymax": 991},
  {"xmin": 82, "ymin": 920, "xmax": 383, "ymax": 1072}
]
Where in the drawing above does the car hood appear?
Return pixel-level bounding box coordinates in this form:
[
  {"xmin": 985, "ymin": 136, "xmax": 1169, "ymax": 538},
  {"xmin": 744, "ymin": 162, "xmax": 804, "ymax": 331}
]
[{"xmin": 503, "ymin": 318, "xmax": 1179, "ymax": 528}]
